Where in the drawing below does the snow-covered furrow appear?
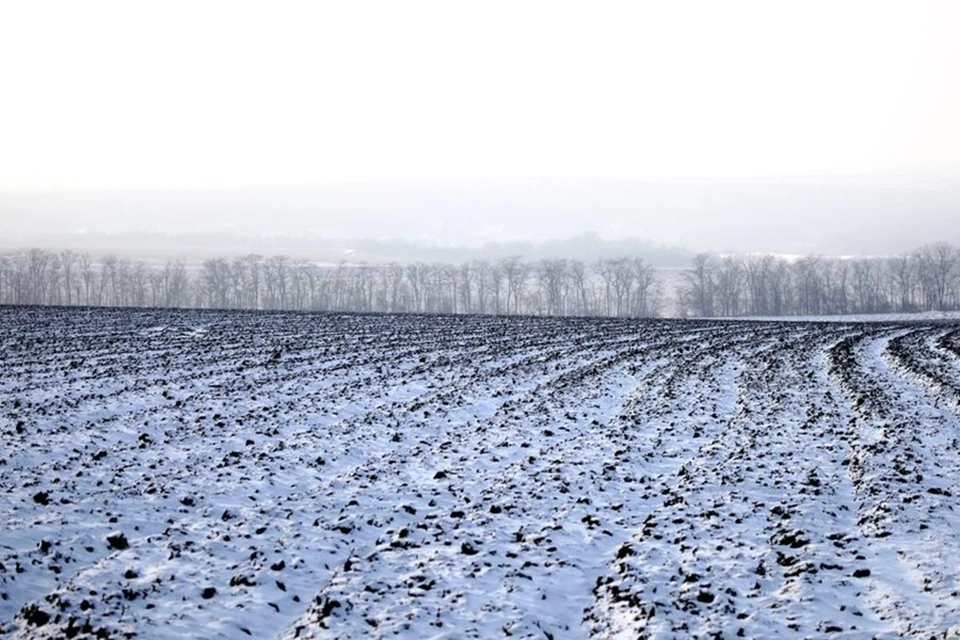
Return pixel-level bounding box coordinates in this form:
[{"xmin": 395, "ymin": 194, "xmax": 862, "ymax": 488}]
[
  {"xmin": 1, "ymin": 308, "xmax": 958, "ymax": 638},
  {"xmin": 281, "ymin": 330, "xmax": 697, "ymax": 638},
  {"xmin": 588, "ymin": 324, "xmax": 889, "ymax": 637},
  {"xmin": 827, "ymin": 326, "xmax": 960, "ymax": 636},
  {"xmin": 881, "ymin": 328, "xmax": 960, "ymax": 408}
]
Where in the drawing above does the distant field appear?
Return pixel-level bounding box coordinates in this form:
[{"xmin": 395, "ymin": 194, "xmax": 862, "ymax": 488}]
[{"xmin": 1, "ymin": 308, "xmax": 958, "ymax": 638}]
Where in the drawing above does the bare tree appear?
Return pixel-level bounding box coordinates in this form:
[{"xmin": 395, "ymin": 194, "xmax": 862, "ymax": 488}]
[
  {"xmin": 264, "ymin": 255, "xmax": 290, "ymax": 310},
  {"xmin": 745, "ymin": 255, "xmax": 773, "ymax": 316},
  {"xmin": 595, "ymin": 259, "xmax": 616, "ymax": 316},
  {"xmin": 501, "ymin": 256, "xmax": 528, "ymax": 314},
  {"xmin": 0, "ymin": 255, "xmax": 8, "ymax": 304},
  {"xmin": 630, "ymin": 257, "xmax": 660, "ymax": 317},
  {"xmin": 201, "ymin": 258, "xmax": 231, "ymax": 309},
  {"xmin": 538, "ymin": 259, "xmax": 568, "ymax": 316},
  {"xmin": 916, "ymin": 243, "xmax": 958, "ymax": 311},
  {"xmin": 473, "ymin": 260, "xmax": 492, "ymax": 314},
  {"xmin": 715, "ymin": 256, "xmax": 744, "ymax": 317},
  {"xmin": 568, "ymin": 259, "xmax": 590, "ymax": 316},
  {"xmin": 457, "ymin": 262, "xmax": 474, "ymax": 314},
  {"xmin": 684, "ymin": 253, "xmax": 716, "ymax": 317}
]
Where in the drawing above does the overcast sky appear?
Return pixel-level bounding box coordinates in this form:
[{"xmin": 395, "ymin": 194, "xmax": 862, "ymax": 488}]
[{"xmin": 0, "ymin": 1, "xmax": 958, "ymax": 253}]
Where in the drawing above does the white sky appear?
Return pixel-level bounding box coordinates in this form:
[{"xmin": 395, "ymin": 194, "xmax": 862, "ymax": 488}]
[{"xmin": 0, "ymin": 0, "xmax": 958, "ymax": 191}]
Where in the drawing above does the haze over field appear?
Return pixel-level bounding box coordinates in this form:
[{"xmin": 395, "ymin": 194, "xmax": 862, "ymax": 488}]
[
  {"xmin": 1, "ymin": 1, "xmax": 959, "ymax": 260},
  {"xmin": 2, "ymin": 175, "xmax": 960, "ymax": 258}
]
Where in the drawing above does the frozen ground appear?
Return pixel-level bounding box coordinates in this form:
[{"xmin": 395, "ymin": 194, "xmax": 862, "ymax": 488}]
[
  {"xmin": 1, "ymin": 307, "xmax": 959, "ymax": 638},
  {"xmin": 732, "ymin": 310, "xmax": 960, "ymax": 323}
]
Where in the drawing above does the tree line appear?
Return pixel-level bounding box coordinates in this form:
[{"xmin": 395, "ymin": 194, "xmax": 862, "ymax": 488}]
[
  {"xmin": 1, "ymin": 242, "xmax": 957, "ymax": 317},
  {"xmin": 677, "ymin": 242, "xmax": 960, "ymax": 317},
  {"xmin": 0, "ymin": 250, "xmax": 662, "ymax": 317}
]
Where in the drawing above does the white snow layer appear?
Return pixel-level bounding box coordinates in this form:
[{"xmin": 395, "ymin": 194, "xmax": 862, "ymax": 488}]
[{"xmin": 1, "ymin": 308, "xmax": 959, "ymax": 638}]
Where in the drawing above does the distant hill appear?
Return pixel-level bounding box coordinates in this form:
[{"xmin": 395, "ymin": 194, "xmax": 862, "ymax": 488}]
[
  {"xmin": 0, "ymin": 230, "xmax": 692, "ymax": 267},
  {"xmin": 2, "ymin": 175, "xmax": 958, "ymax": 257}
]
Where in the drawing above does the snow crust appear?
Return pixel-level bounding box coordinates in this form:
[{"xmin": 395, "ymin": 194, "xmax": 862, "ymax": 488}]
[
  {"xmin": 1, "ymin": 307, "xmax": 959, "ymax": 638},
  {"xmin": 733, "ymin": 310, "xmax": 960, "ymax": 323}
]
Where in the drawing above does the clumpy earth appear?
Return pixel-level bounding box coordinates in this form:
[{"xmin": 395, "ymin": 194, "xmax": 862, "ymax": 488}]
[{"xmin": 1, "ymin": 307, "xmax": 958, "ymax": 638}]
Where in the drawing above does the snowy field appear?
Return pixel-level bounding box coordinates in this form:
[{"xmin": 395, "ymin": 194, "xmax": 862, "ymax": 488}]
[
  {"xmin": 731, "ymin": 310, "xmax": 960, "ymax": 323},
  {"xmin": 2, "ymin": 307, "xmax": 959, "ymax": 638}
]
